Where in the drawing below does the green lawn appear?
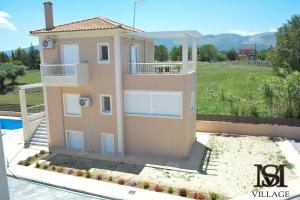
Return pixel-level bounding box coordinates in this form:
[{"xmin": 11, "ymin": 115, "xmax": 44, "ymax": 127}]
[
  {"xmin": 0, "ymin": 70, "xmax": 43, "ymax": 107},
  {"xmin": 197, "ymin": 62, "xmax": 273, "ymax": 116}
]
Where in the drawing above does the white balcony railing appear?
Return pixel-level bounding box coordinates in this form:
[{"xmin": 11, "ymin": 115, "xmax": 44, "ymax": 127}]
[
  {"xmin": 122, "ymin": 62, "xmax": 195, "ymax": 75},
  {"xmin": 41, "ymin": 63, "xmax": 89, "ymax": 86}
]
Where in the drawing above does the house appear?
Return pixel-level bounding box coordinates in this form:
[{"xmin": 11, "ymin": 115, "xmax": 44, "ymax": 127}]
[
  {"xmin": 30, "ymin": 2, "xmax": 199, "ymax": 159},
  {"xmin": 239, "ymin": 45, "xmax": 256, "ymax": 60}
]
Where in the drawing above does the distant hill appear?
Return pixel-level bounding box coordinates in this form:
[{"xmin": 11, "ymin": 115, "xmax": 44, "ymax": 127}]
[
  {"xmin": 155, "ymin": 32, "xmax": 276, "ymax": 51},
  {"xmin": 4, "ymin": 32, "xmax": 276, "ymax": 55},
  {"xmin": 4, "ymin": 45, "xmax": 39, "ymax": 56}
]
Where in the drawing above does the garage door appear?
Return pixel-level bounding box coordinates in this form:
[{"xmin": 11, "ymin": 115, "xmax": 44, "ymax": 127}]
[
  {"xmin": 67, "ymin": 131, "xmax": 84, "ymax": 152},
  {"xmin": 102, "ymin": 133, "xmax": 114, "ymax": 156}
]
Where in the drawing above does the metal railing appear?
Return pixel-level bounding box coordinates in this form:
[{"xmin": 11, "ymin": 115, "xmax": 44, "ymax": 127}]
[
  {"xmin": 122, "ymin": 62, "xmax": 196, "ymax": 75},
  {"xmin": 41, "ymin": 64, "xmax": 77, "ymax": 76}
]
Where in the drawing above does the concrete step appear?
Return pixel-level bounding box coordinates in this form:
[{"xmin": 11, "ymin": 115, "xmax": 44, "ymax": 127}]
[
  {"xmin": 29, "ymin": 141, "xmax": 48, "ymax": 146},
  {"xmin": 37, "ymin": 127, "xmax": 47, "ymax": 131},
  {"xmin": 32, "ymin": 134, "xmax": 48, "ymax": 139},
  {"xmin": 39, "ymin": 124, "xmax": 47, "ymax": 128},
  {"xmin": 34, "ymin": 130, "xmax": 47, "ymax": 135},
  {"xmin": 31, "ymin": 137, "xmax": 48, "ymax": 143}
]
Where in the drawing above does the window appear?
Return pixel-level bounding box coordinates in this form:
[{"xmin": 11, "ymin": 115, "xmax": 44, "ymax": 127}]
[
  {"xmin": 124, "ymin": 90, "xmax": 182, "ymax": 118},
  {"xmin": 63, "ymin": 94, "xmax": 81, "ymax": 116},
  {"xmin": 100, "ymin": 95, "xmax": 112, "ymax": 114},
  {"xmin": 97, "ymin": 43, "xmax": 110, "ymax": 63},
  {"xmin": 190, "ymin": 91, "xmax": 195, "ymax": 113}
]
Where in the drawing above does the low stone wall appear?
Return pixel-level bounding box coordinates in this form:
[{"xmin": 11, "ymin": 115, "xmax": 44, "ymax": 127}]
[
  {"xmin": 0, "ymin": 111, "xmax": 21, "ymax": 117},
  {"xmin": 197, "ymin": 120, "xmax": 300, "ymax": 140}
]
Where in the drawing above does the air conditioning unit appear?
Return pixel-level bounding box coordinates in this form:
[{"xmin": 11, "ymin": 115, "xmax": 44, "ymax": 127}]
[
  {"xmin": 42, "ymin": 38, "xmax": 55, "ymax": 48},
  {"xmin": 79, "ymin": 97, "xmax": 91, "ymax": 107}
]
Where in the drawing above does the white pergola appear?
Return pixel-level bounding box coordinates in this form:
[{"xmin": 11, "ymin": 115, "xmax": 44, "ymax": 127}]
[{"xmin": 128, "ymin": 31, "xmax": 202, "ymax": 73}]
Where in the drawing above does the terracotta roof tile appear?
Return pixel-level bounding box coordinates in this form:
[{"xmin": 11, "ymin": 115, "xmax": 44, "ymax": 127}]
[
  {"xmin": 30, "ymin": 16, "xmax": 143, "ymax": 34},
  {"xmin": 240, "ymin": 45, "xmax": 256, "ymax": 50}
]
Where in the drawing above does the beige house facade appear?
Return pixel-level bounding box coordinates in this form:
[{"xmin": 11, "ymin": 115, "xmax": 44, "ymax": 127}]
[{"xmin": 30, "ymin": 2, "xmax": 199, "ymax": 159}]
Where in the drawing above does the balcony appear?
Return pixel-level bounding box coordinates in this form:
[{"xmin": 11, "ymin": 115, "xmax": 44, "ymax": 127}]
[
  {"xmin": 41, "ymin": 63, "xmax": 89, "ymax": 87},
  {"xmin": 122, "ymin": 62, "xmax": 196, "ymax": 75}
]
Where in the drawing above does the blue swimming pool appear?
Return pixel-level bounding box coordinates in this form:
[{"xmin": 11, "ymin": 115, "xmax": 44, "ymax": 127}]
[{"xmin": 0, "ymin": 117, "xmax": 23, "ymax": 130}]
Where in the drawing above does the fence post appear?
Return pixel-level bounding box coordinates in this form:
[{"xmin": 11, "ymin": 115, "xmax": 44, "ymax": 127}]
[{"xmin": 19, "ymin": 89, "xmax": 29, "ymax": 147}]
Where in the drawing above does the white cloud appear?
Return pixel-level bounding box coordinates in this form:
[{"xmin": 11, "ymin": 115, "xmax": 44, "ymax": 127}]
[
  {"xmin": 0, "ymin": 11, "xmax": 17, "ymax": 31},
  {"xmin": 269, "ymin": 28, "xmax": 277, "ymax": 32},
  {"xmin": 227, "ymin": 29, "xmax": 258, "ymax": 36}
]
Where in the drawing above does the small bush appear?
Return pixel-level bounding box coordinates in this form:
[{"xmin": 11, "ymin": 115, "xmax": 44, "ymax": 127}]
[
  {"xmin": 67, "ymin": 169, "xmax": 73, "ymax": 175},
  {"xmin": 108, "ymin": 176, "xmax": 113, "ymax": 181},
  {"xmin": 143, "ymin": 182, "xmax": 150, "ymax": 189},
  {"xmin": 76, "ymin": 170, "xmax": 84, "ymax": 176},
  {"xmin": 35, "ymin": 162, "xmax": 40, "ymax": 168},
  {"xmin": 18, "ymin": 160, "xmax": 25, "ymax": 165},
  {"xmin": 154, "ymin": 185, "xmax": 163, "ymax": 192},
  {"xmin": 26, "ymin": 156, "xmax": 33, "ymax": 162},
  {"xmin": 34, "ymin": 154, "xmax": 39, "ymax": 158},
  {"xmin": 117, "ymin": 178, "xmax": 125, "ymax": 185},
  {"xmin": 40, "ymin": 150, "xmax": 46, "ymax": 155},
  {"xmin": 209, "ymin": 192, "xmax": 218, "ymax": 200},
  {"xmin": 24, "ymin": 161, "xmax": 30, "ymax": 166},
  {"xmin": 96, "ymin": 175, "xmax": 102, "ymax": 180},
  {"xmin": 168, "ymin": 187, "xmax": 174, "ymax": 194},
  {"xmin": 130, "ymin": 180, "xmax": 137, "ymax": 187},
  {"xmin": 85, "ymin": 170, "xmax": 91, "ymax": 178},
  {"xmin": 193, "ymin": 192, "xmax": 206, "ymax": 199},
  {"xmin": 57, "ymin": 167, "xmax": 64, "ymax": 173},
  {"xmin": 179, "ymin": 188, "xmax": 187, "ymax": 197},
  {"xmin": 42, "ymin": 164, "xmax": 49, "ymax": 169},
  {"xmin": 51, "ymin": 165, "xmax": 56, "ymax": 171}
]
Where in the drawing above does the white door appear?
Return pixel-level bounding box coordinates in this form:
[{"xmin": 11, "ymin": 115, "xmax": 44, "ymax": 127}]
[
  {"xmin": 130, "ymin": 45, "xmax": 138, "ymax": 74},
  {"xmin": 67, "ymin": 131, "xmax": 84, "ymax": 152},
  {"xmin": 62, "ymin": 44, "xmax": 79, "ymax": 75},
  {"xmin": 102, "ymin": 133, "xmax": 114, "ymax": 156}
]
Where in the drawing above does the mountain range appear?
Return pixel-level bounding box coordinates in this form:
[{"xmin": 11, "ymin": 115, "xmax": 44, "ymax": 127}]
[{"xmin": 4, "ymin": 32, "xmax": 276, "ymax": 55}]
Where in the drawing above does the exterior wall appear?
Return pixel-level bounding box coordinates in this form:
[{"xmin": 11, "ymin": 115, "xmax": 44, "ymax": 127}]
[
  {"xmin": 123, "ymin": 72, "xmax": 196, "ymax": 158},
  {"xmin": 44, "ymin": 36, "xmax": 119, "ymax": 154},
  {"xmin": 197, "ymin": 120, "xmax": 300, "ymax": 140}
]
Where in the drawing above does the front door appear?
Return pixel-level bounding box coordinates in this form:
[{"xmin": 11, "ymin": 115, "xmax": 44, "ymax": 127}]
[
  {"xmin": 101, "ymin": 133, "xmax": 114, "ymax": 156},
  {"xmin": 62, "ymin": 44, "xmax": 79, "ymax": 75}
]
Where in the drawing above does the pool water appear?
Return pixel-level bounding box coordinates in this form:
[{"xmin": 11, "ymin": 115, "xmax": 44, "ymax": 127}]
[{"xmin": 0, "ymin": 117, "xmax": 23, "ymax": 130}]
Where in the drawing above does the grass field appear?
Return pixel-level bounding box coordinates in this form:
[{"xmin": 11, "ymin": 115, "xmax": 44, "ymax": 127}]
[
  {"xmin": 0, "ymin": 70, "xmax": 43, "ymax": 107},
  {"xmin": 0, "ymin": 63, "xmax": 273, "ymax": 115},
  {"xmin": 197, "ymin": 62, "xmax": 273, "ymax": 116}
]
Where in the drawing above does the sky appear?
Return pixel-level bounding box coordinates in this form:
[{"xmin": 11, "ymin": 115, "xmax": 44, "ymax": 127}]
[{"xmin": 0, "ymin": 0, "xmax": 299, "ymax": 51}]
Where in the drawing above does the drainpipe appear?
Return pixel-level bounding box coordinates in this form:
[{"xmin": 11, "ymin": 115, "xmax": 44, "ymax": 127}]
[{"xmin": 0, "ymin": 133, "xmax": 10, "ymax": 200}]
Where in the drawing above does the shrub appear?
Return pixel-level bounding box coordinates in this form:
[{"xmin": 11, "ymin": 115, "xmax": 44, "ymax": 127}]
[
  {"xmin": 26, "ymin": 156, "xmax": 33, "ymax": 162},
  {"xmin": 40, "ymin": 150, "xmax": 46, "ymax": 155},
  {"xmin": 18, "ymin": 160, "xmax": 25, "ymax": 165},
  {"xmin": 67, "ymin": 169, "xmax": 73, "ymax": 175},
  {"xmin": 85, "ymin": 170, "xmax": 91, "ymax": 178},
  {"xmin": 168, "ymin": 187, "xmax": 174, "ymax": 194},
  {"xmin": 76, "ymin": 170, "xmax": 84, "ymax": 176},
  {"xmin": 96, "ymin": 175, "xmax": 102, "ymax": 180},
  {"xmin": 143, "ymin": 182, "xmax": 150, "ymax": 189},
  {"xmin": 42, "ymin": 164, "xmax": 49, "ymax": 169},
  {"xmin": 179, "ymin": 188, "xmax": 187, "ymax": 197},
  {"xmin": 35, "ymin": 162, "xmax": 40, "ymax": 168},
  {"xmin": 209, "ymin": 192, "xmax": 218, "ymax": 200},
  {"xmin": 154, "ymin": 185, "xmax": 163, "ymax": 192},
  {"xmin": 51, "ymin": 165, "xmax": 56, "ymax": 171},
  {"xmin": 34, "ymin": 154, "xmax": 39, "ymax": 158},
  {"xmin": 108, "ymin": 176, "xmax": 113, "ymax": 181},
  {"xmin": 57, "ymin": 167, "xmax": 64, "ymax": 173},
  {"xmin": 24, "ymin": 161, "xmax": 30, "ymax": 166},
  {"xmin": 130, "ymin": 180, "xmax": 137, "ymax": 187},
  {"xmin": 117, "ymin": 178, "xmax": 125, "ymax": 185},
  {"xmin": 193, "ymin": 192, "xmax": 206, "ymax": 199}
]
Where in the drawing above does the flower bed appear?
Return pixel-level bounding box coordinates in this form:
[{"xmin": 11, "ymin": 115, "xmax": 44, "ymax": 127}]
[
  {"xmin": 17, "ymin": 150, "xmax": 48, "ymax": 166},
  {"xmin": 19, "ymin": 154, "xmax": 223, "ymax": 199}
]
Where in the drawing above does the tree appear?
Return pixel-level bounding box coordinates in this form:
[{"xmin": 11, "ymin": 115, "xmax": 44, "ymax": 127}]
[
  {"xmin": 216, "ymin": 52, "xmax": 227, "ymax": 61},
  {"xmin": 256, "ymin": 50, "xmax": 267, "ymax": 60},
  {"xmin": 154, "ymin": 45, "xmax": 169, "ymax": 61},
  {"xmin": 226, "ymin": 49, "xmax": 238, "ymax": 61},
  {"xmin": 25, "ymin": 44, "xmax": 40, "ymax": 69},
  {"xmin": 6, "ymin": 64, "xmax": 26, "ymax": 84},
  {"xmin": 170, "ymin": 46, "xmax": 182, "ymax": 61},
  {"xmin": 0, "ymin": 51, "xmax": 9, "ymax": 63},
  {"xmin": 268, "ymin": 15, "xmax": 300, "ymax": 71},
  {"xmin": 14, "ymin": 47, "xmax": 26, "ymax": 64},
  {"xmin": 11, "ymin": 51, "xmax": 15, "ymax": 61},
  {"xmin": 199, "ymin": 44, "xmax": 218, "ymax": 62}
]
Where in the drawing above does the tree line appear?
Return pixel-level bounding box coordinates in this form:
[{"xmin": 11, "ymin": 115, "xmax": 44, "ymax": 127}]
[
  {"xmin": 154, "ymin": 43, "xmax": 268, "ymax": 62},
  {"xmin": 0, "ymin": 44, "xmax": 40, "ymax": 92}
]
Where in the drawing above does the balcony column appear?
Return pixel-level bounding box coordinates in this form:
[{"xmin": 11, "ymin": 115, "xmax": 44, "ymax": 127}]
[
  {"xmin": 0, "ymin": 133, "xmax": 10, "ymax": 200},
  {"xmin": 19, "ymin": 89, "xmax": 29, "ymax": 146},
  {"xmin": 192, "ymin": 38, "xmax": 197, "ymax": 71},
  {"xmin": 182, "ymin": 38, "xmax": 188, "ymax": 74},
  {"xmin": 114, "ymin": 31, "xmax": 124, "ymax": 157}
]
